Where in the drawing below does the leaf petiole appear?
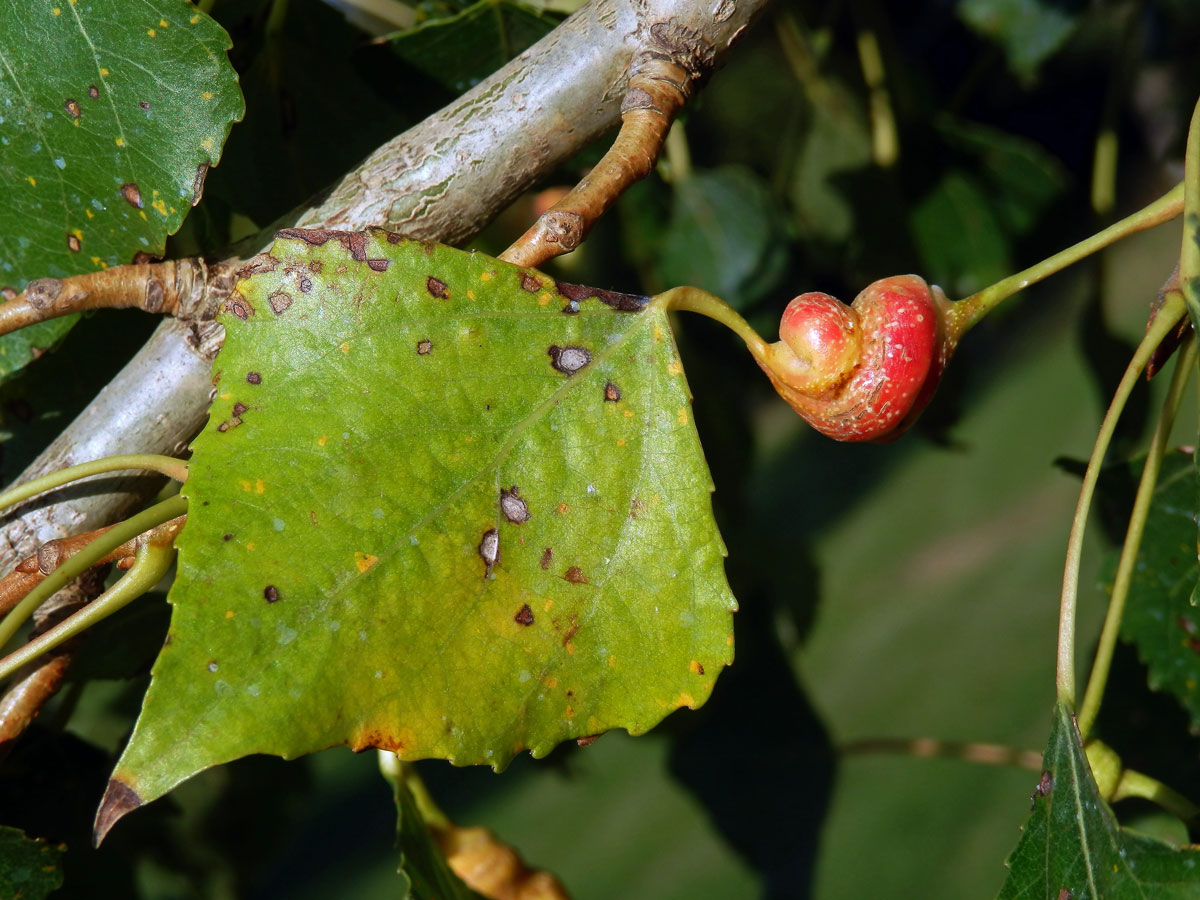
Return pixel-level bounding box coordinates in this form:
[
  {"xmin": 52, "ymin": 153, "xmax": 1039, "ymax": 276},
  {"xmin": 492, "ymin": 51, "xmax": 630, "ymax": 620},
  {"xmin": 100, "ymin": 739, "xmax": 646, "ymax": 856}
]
[
  {"xmin": 0, "ymin": 494, "xmax": 187, "ymax": 653},
  {"xmin": 947, "ymin": 181, "xmax": 1184, "ymax": 340},
  {"xmin": 1056, "ymin": 291, "xmax": 1187, "ymax": 706},
  {"xmin": 0, "ymin": 538, "xmax": 177, "ymax": 683},
  {"xmin": 0, "ymin": 454, "xmax": 188, "ymax": 516},
  {"xmin": 655, "ymin": 286, "xmax": 770, "ymax": 359},
  {"xmin": 1076, "ymin": 335, "xmax": 1196, "ymax": 739}
]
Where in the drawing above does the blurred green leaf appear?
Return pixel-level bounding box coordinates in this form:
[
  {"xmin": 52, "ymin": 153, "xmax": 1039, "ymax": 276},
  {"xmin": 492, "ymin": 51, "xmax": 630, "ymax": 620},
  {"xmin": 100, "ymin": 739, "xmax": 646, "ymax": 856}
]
[
  {"xmin": 909, "ymin": 170, "xmax": 1011, "ymax": 297},
  {"xmin": 393, "ymin": 774, "xmax": 481, "ymax": 900},
  {"xmin": 1108, "ymin": 451, "xmax": 1200, "ymax": 730},
  {"xmin": 957, "ymin": 0, "xmax": 1080, "ymax": 81},
  {"xmin": 997, "ymin": 701, "xmax": 1200, "ymax": 898},
  {"xmin": 0, "ymin": 825, "xmax": 63, "ymax": 900},
  {"xmin": 385, "ymin": 0, "xmax": 559, "ymax": 94},
  {"xmin": 936, "ymin": 117, "xmax": 1068, "ymax": 236},
  {"xmin": 107, "ymin": 230, "xmax": 735, "ymax": 816},
  {"xmin": 788, "ymin": 85, "xmax": 872, "ymax": 246},
  {"xmin": 0, "ymin": 0, "xmax": 242, "ymax": 379},
  {"xmin": 657, "ymin": 166, "xmax": 789, "ymax": 309}
]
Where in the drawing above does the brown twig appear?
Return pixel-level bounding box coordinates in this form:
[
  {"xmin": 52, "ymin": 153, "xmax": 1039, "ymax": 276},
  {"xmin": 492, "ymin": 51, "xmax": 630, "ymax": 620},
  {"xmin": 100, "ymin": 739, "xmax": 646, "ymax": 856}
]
[
  {"xmin": 840, "ymin": 736, "xmax": 1044, "ymax": 771},
  {"xmin": 0, "ymin": 258, "xmax": 237, "ymax": 338},
  {"xmin": 0, "ymin": 516, "xmax": 185, "ymax": 618},
  {"xmin": 0, "ymin": 568, "xmax": 107, "ymax": 761},
  {"xmin": 499, "ymin": 23, "xmax": 715, "ymax": 269}
]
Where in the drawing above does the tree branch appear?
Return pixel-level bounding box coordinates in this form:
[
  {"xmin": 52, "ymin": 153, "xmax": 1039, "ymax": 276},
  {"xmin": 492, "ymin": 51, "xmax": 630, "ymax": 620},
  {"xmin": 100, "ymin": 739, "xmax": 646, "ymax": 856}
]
[{"xmin": 0, "ymin": 0, "xmax": 769, "ymax": 571}]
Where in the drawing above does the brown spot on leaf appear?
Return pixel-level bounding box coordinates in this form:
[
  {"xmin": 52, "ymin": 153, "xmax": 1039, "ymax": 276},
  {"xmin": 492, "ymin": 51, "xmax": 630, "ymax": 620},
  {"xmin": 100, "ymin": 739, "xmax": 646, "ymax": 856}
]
[
  {"xmin": 540, "ymin": 547, "xmax": 553, "ymax": 570},
  {"xmin": 246, "ymin": 371, "xmax": 261, "ymax": 385},
  {"xmin": 298, "ymin": 275, "xmax": 312, "ymax": 293},
  {"xmin": 66, "ymin": 233, "xmax": 81, "ymax": 252},
  {"xmin": 222, "ymin": 533, "xmax": 233, "ymax": 541},
  {"xmin": 556, "ymin": 280, "xmax": 648, "ymax": 313},
  {"xmin": 268, "ymin": 291, "xmax": 293, "ymax": 315},
  {"xmin": 514, "ymin": 604, "xmax": 534, "ymax": 626},
  {"xmin": 520, "ymin": 272, "xmax": 541, "ymax": 293},
  {"xmin": 121, "ymin": 182, "xmax": 143, "ymax": 209},
  {"xmin": 263, "ymin": 585, "xmax": 280, "ymax": 603},
  {"xmin": 87, "ymin": 85, "xmax": 99, "ymax": 100},
  {"xmin": 191, "ymin": 161, "xmax": 209, "ymax": 207},
  {"xmin": 275, "ymin": 228, "xmax": 371, "ymax": 262},
  {"xmin": 561, "ymin": 616, "xmax": 579, "ymax": 646},
  {"xmin": 216, "ymin": 415, "xmax": 242, "ymax": 432},
  {"xmin": 236, "ymin": 254, "xmax": 279, "ymax": 278},
  {"xmin": 604, "ymin": 380, "xmax": 621, "ymax": 402},
  {"xmin": 138, "ymin": 100, "xmax": 150, "ymax": 111},
  {"xmin": 478, "ymin": 528, "xmax": 499, "ymax": 577},
  {"xmin": 1030, "ymin": 770, "xmax": 1054, "ymax": 809},
  {"xmin": 308, "ymin": 260, "xmax": 323, "ymax": 273},
  {"xmin": 1057, "ymin": 891, "xmax": 1073, "ymax": 900},
  {"xmin": 367, "ymin": 258, "xmax": 389, "ymax": 272},
  {"xmin": 231, "ymin": 402, "xmax": 248, "ymax": 417},
  {"xmin": 131, "ymin": 250, "xmax": 158, "ymax": 265},
  {"xmin": 416, "ymin": 338, "xmax": 432, "ymax": 355},
  {"xmin": 564, "ymin": 567, "xmax": 588, "ymax": 585},
  {"xmin": 65, "ymin": 98, "xmax": 81, "ymax": 118},
  {"xmin": 224, "ymin": 294, "xmax": 253, "ymax": 320},
  {"xmin": 94, "ymin": 778, "xmax": 142, "ymax": 846},
  {"xmin": 426, "ymin": 276, "xmax": 449, "ymax": 299},
  {"xmin": 577, "ymin": 734, "xmax": 600, "ymax": 747},
  {"xmin": 548, "ymin": 345, "xmax": 591, "ymax": 375},
  {"xmin": 500, "ymin": 486, "xmax": 530, "ymax": 524}
]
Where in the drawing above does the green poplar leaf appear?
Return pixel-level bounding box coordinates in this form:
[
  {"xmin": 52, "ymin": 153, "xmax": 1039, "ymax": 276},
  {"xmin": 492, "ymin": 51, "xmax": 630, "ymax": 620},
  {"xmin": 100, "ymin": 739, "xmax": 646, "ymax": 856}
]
[
  {"xmin": 957, "ymin": 0, "xmax": 1078, "ymax": 82},
  {"xmin": 0, "ymin": 826, "xmax": 63, "ymax": 900},
  {"xmin": 997, "ymin": 701, "xmax": 1200, "ymax": 899},
  {"xmin": 1106, "ymin": 451, "xmax": 1200, "ymax": 729},
  {"xmin": 99, "ymin": 230, "xmax": 736, "ymax": 835},
  {"xmin": 0, "ymin": 0, "xmax": 242, "ymax": 377}
]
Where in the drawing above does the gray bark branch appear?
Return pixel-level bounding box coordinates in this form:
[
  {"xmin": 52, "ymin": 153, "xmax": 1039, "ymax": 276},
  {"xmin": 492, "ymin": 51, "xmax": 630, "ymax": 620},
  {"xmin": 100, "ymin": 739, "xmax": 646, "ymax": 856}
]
[{"xmin": 0, "ymin": 0, "xmax": 767, "ymax": 568}]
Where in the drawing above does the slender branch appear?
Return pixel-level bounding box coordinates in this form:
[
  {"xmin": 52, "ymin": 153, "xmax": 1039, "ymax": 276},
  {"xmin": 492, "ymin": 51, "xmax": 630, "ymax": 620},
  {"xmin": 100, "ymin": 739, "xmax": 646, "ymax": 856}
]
[
  {"xmin": 840, "ymin": 737, "xmax": 1043, "ymax": 771},
  {"xmin": 1114, "ymin": 768, "xmax": 1200, "ymax": 823},
  {"xmin": 500, "ymin": 41, "xmax": 702, "ymax": 267},
  {"xmin": 0, "ymin": 568, "xmax": 106, "ymax": 759},
  {"xmin": 0, "ymin": 259, "xmax": 234, "ymax": 338},
  {"xmin": 0, "ymin": 496, "xmax": 187, "ymax": 652},
  {"xmin": 0, "ymin": 514, "xmax": 186, "ymax": 618},
  {"xmin": 1077, "ymin": 336, "xmax": 1196, "ymax": 739},
  {"xmin": 0, "ymin": 539, "xmax": 177, "ymax": 683},
  {"xmin": 946, "ymin": 182, "xmax": 1184, "ymax": 340},
  {"xmin": 1056, "ymin": 291, "xmax": 1186, "ymax": 705}
]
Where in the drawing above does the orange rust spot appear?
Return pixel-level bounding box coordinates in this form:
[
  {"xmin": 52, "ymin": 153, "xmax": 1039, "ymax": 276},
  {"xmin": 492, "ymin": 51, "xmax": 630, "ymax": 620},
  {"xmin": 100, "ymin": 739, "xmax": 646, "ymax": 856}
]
[
  {"xmin": 466, "ymin": 289, "xmax": 476, "ymax": 300},
  {"xmin": 556, "ymin": 502, "xmax": 569, "ymax": 514},
  {"xmin": 480, "ymin": 271, "xmax": 493, "ymax": 282},
  {"xmin": 677, "ymin": 409, "xmax": 688, "ymax": 425},
  {"xmin": 726, "ymin": 634, "xmax": 734, "ymax": 646},
  {"xmin": 689, "ymin": 659, "xmax": 704, "ymax": 675},
  {"xmin": 240, "ymin": 479, "xmax": 252, "ymax": 491},
  {"xmin": 26, "ymin": 176, "xmax": 36, "ymax": 187},
  {"xmin": 608, "ymin": 655, "xmax": 616, "ymax": 667},
  {"xmin": 190, "ymin": 13, "xmax": 200, "ymax": 22},
  {"xmin": 545, "ymin": 677, "xmax": 558, "ymax": 688},
  {"xmin": 255, "ymin": 479, "xmax": 265, "ymax": 494},
  {"xmin": 566, "ymin": 705, "xmax": 575, "ymax": 718},
  {"xmin": 85, "ymin": 209, "xmax": 94, "ymax": 218},
  {"xmin": 538, "ymin": 293, "xmax": 551, "ymax": 306},
  {"xmin": 338, "ymin": 342, "xmax": 350, "ymax": 354},
  {"xmin": 544, "ymin": 598, "xmax": 554, "ymax": 611},
  {"xmin": 653, "ymin": 324, "xmax": 664, "ymax": 341},
  {"xmin": 99, "ymin": 67, "xmax": 109, "ymax": 75},
  {"xmin": 246, "ymin": 542, "xmax": 256, "ymax": 551},
  {"xmin": 677, "ymin": 692, "xmax": 696, "ymax": 709},
  {"xmin": 115, "ymin": 137, "xmax": 124, "ymax": 147},
  {"xmin": 317, "ymin": 435, "xmax": 327, "ymax": 447},
  {"xmin": 668, "ymin": 360, "xmax": 683, "ymax": 375},
  {"xmin": 565, "ymin": 641, "xmax": 576, "ymax": 655},
  {"xmin": 624, "ymin": 409, "xmax": 634, "ymax": 418},
  {"xmin": 225, "ymin": 609, "xmax": 235, "ymax": 619},
  {"xmin": 147, "ymin": 28, "xmax": 156, "ymax": 36},
  {"xmin": 202, "ymin": 91, "xmax": 214, "ymax": 99},
  {"xmin": 617, "ymin": 438, "xmax": 625, "ymax": 447},
  {"xmin": 354, "ymin": 552, "xmax": 379, "ymax": 573}
]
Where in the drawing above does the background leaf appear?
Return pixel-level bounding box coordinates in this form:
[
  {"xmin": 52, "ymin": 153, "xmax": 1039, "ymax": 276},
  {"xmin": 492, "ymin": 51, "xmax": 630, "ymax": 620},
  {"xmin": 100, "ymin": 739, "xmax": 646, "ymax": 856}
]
[
  {"xmin": 384, "ymin": 0, "xmax": 559, "ymax": 94},
  {"xmin": 957, "ymin": 0, "xmax": 1080, "ymax": 82},
  {"xmin": 0, "ymin": 825, "xmax": 63, "ymax": 900},
  {"xmin": 997, "ymin": 701, "xmax": 1200, "ymax": 898},
  {"xmin": 1106, "ymin": 451, "xmax": 1200, "ymax": 731},
  {"xmin": 105, "ymin": 230, "xmax": 735, "ymax": 816},
  {"xmin": 393, "ymin": 773, "xmax": 479, "ymax": 900},
  {"xmin": 0, "ymin": 0, "xmax": 242, "ymax": 378}
]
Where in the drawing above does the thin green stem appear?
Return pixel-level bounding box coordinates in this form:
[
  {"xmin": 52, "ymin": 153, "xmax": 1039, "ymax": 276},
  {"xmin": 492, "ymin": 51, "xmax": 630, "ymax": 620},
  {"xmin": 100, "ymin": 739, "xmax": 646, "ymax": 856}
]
[
  {"xmin": 1077, "ymin": 336, "xmax": 1196, "ymax": 739},
  {"xmin": 1056, "ymin": 291, "xmax": 1187, "ymax": 706},
  {"xmin": 0, "ymin": 540, "xmax": 175, "ymax": 682},
  {"xmin": 376, "ymin": 752, "xmax": 451, "ymax": 828},
  {"xmin": 0, "ymin": 454, "xmax": 187, "ymax": 515},
  {"xmin": 1114, "ymin": 768, "xmax": 1200, "ymax": 824},
  {"xmin": 0, "ymin": 494, "xmax": 187, "ymax": 651},
  {"xmin": 656, "ymin": 287, "xmax": 770, "ymax": 359},
  {"xmin": 1181, "ymin": 97, "xmax": 1200, "ymax": 303},
  {"xmin": 947, "ymin": 182, "xmax": 1184, "ymax": 341}
]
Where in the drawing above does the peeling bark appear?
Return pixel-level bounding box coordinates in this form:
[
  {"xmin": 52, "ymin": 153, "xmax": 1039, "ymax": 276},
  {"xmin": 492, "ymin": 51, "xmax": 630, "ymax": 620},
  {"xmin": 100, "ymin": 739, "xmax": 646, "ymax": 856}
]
[{"xmin": 0, "ymin": 0, "xmax": 770, "ymax": 571}]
